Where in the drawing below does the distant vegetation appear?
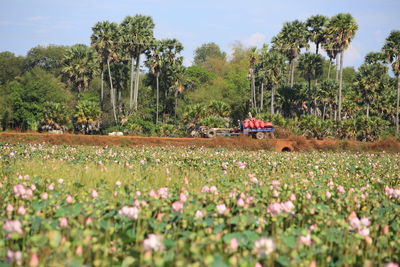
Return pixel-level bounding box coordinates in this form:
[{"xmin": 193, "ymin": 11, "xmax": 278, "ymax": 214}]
[{"xmin": 0, "ymin": 14, "xmax": 399, "ymax": 140}]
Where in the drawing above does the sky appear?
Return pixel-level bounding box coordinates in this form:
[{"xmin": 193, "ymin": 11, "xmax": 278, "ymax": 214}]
[{"xmin": 0, "ymin": 0, "xmax": 399, "ymax": 68}]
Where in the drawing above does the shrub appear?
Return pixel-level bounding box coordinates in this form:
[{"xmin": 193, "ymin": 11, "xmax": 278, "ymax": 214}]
[
  {"xmin": 39, "ymin": 102, "xmax": 71, "ymax": 132},
  {"xmin": 74, "ymin": 100, "xmax": 101, "ymax": 134}
]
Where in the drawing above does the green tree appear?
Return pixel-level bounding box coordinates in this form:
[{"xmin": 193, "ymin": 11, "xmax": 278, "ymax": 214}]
[
  {"xmin": 354, "ymin": 53, "xmax": 389, "ymax": 118},
  {"xmin": 0, "ymin": 67, "xmax": 72, "ymax": 130},
  {"xmin": 24, "ymin": 45, "xmax": 67, "ymax": 76},
  {"xmin": 91, "ymin": 21, "xmax": 119, "ymax": 124},
  {"xmin": 120, "ymin": 15, "xmax": 155, "ymax": 111},
  {"xmin": 272, "ymin": 20, "xmax": 309, "ymax": 87},
  {"xmin": 306, "ymin": 15, "xmax": 329, "ymax": 54},
  {"xmin": 382, "ymin": 30, "xmax": 400, "ymax": 136},
  {"xmin": 326, "ymin": 13, "xmax": 358, "ymax": 120},
  {"xmin": 298, "ymin": 53, "xmax": 324, "ymax": 115},
  {"xmin": 62, "ymin": 44, "xmax": 98, "ymax": 97},
  {"xmin": 0, "ymin": 52, "xmax": 24, "ymax": 85},
  {"xmin": 256, "ymin": 47, "xmax": 287, "ymax": 114},
  {"xmin": 193, "ymin": 42, "xmax": 226, "ymax": 67}
]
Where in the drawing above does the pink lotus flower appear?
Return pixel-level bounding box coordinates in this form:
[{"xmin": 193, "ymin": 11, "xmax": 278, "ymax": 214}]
[
  {"xmin": 237, "ymin": 161, "xmax": 246, "ymax": 169},
  {"xmin": 91, "ymin": 189, "xmax": 98, "ymax": 199},
  {"xmin": 115, "ymin": 181, "xmax": 121, "ymax": 187},
  {"xmin": 290, "ymin": 193, "xmax": 296, "ymax": 201},
  {"xmin": 237, "ymin": 198, "xmax": 245, "ymax": 207},
  {"xmin": 172, "ymin": 201, "xmax": 184, "ymax": 213},
  {"xmin": 216, "ymin": 203, "xmax": 228, "ymax": 215},
  {"xmin": 254, "ymin": 238, "xmax": 275, "ymax": 256},
  {"xmin": 75, "ymin": 246, "xmax": 83, "ymax": 256},
  {"xmin": 306, "ymin": 192, "xmax": 312, "ymax": 200},
  {"xmin": 209, "ymin": 186, "xmax": 218, "ymax": 194},
  {"xmin": 201, "ymin": 185, "xmax": 210, "ymax": 193},
  {"xmin": 386, "ymin": 263, "xmax": 399, "ymax": 267},
  {"xmin": 7, "ymin": 250, "xmax": 22, "ymax": 265},
  {"xmin": 3, "ymin": 220, "xmax": 23, "ymax": 235},
  {"xmin": 325, "ymin": 191, "xmax": 331, "ymax": 199},
  {"xmin": 6, "ymin": 204, "xmax": 13, "ymax": 212},
  {"xmin": 194, "ymin": 210, "xmax": 204, "ymax": 219},
  {"xmin": 119, "ymin": 206, "xmax": 139, "ymax": 219},
  {"xmin": 157, "ymin": 187, "xmax": 170, "ymax": 199},
  {"xmin": 337, "ymin": 185, "xmax": 345, "ymax": 194},
  {"xmin": 298, "ymin": 233, "xmax": 312, "ymax": 246},
  {"xmin": 13, "ymin": 184, "xmax": 33, "ymax": 199},
  {"xmin": 30, "ymin": 252, "xmax": 39, "ymax": 267},
  {"xmin": 58, "ymin": 179, "xmax": 64, "ymax": 184},
  {"xmin": 143, "ymin": 234, "xmax": 164, "ymax": 252},
  {"xmin": 148, "ymin": 189, "xmax": 158, "ymax": 198},
  {"xmin": 42, "ymin": 192, "xmax": 49, "ymax": 200},
  {"xmin": 179, "ymin": 192, "xmax": 188, "ymax": 202},
  {"xmin": 85, "ymin": 217, "xmax": 93, "ymax": 226},
  {"xmin": 229, "ymin": 238, "xmax": 239, "ymax": 251},
  {"xmin": 48, "ymin": 184, "xmax": 55, "ymax": 191},
  {"xmin": 59, "ymin": 217, "xmax": 68, "ymax": 228},
  {"xmin": 17, "ymin": 206, "xmax": 26, "ymax": 215},
  {"xmin": 66, "ymin": 195, "xmax": 73, "ymax": 204},
  {"xmin": 267, "ymin": 201, "xmax": 295, "ymax": 216}
]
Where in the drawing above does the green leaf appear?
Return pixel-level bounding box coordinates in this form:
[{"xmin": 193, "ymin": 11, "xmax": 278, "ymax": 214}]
[
  {"xmin": 47, "ymin": 230, "xmax": 62, "ymax": 248},
  {"xmin": 121, "ymin": 256, "xmax": 135, "ymax": 267},
  {"xmin": 31, "ymin": 234, "xmax": 48, "ymax": 247}
]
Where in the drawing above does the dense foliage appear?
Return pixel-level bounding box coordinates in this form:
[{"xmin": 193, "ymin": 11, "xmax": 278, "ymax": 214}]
[
  {"xmin": 0, "ymin": 144, "xmax": 399, "ymax": 266},
  {"xmin": 0, "ymin": 13, "xmax": 399, "ymax": 139}
]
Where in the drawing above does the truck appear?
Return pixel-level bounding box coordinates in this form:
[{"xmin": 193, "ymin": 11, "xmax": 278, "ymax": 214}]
[{"xmin": 190, "ymin": 118, "xmax": 275, "ymax": 139}]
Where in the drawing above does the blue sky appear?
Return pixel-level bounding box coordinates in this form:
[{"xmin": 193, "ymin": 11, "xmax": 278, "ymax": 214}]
[{"xmin": 0, "ymin": 0, "xmax": 399, "ymax": 67}]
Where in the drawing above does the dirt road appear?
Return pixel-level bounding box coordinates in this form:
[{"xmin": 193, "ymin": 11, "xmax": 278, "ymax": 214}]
[{"xmin": 0, "ymin": 132, "xmax": 399, "ymax": 152}]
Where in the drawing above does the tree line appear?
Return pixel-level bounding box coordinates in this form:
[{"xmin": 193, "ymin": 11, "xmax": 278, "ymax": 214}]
[{"xmin": 0, "ymin": 13, "xmax": 399, "ymax": 140}]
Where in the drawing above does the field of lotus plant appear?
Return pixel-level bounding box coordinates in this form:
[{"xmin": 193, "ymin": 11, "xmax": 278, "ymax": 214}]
[{"xmin": 0, "ymin": 143, "xmax": 399, "ymax": 266}]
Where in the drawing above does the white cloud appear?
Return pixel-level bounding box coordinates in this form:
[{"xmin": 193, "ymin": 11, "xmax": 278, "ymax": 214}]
[
  {"xmin": 27, "ymin": 16, "xmax": 45, "ymax": 21},
  {"xmin": 244, "ymin": 32, "xmax": 267, "ymax": 48}
]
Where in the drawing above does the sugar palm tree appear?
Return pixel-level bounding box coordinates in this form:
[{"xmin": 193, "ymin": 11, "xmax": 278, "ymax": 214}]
[
  {"xmin": 326, "ymin": 13, "xmax": 358, "ymax": 121},
  {"xmin": 272, "ymin": 20, "xmax": 309, "ymax": 88},
  {"xmin": 382, "ymin": 30, "xmax": 400, "ymax": 136},
  {"xmin": 248, "ymin": 47, "xmax": 258, "ymax": 110},
  {"xmin": 62, "ymin": 44, "xmax": 98, "ymax": 97},
  {"xmin": 298, "ymin": 53, "xmax": 323, "ymax": 115},
  {"xmin": 257, "ymin": 49, "xmax": 287, "ymax": 114},
  {"xmin": 90, "ymin": 21, "xmax": 119, "ymax": 124},
  {"xmin": 146, "ymin": 40, "xmax": 164, "ymax": 123},
  {"xmin": 306, "ymin": 15, "xmax": 329, "ymax": 54},
  {"xmin": 120, "ymin": 15, "xmax": 155, "ymax": 112}
]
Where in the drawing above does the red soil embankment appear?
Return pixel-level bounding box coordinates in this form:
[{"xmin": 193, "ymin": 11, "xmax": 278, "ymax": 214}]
[{"xmin": 0, "ymin": 132, "xmax": 399, "ymax": 152}]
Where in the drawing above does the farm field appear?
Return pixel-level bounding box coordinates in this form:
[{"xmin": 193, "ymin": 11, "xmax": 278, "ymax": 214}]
[{"xmin": 1, "ymin": 143, "xmax": 400, "ymax": 266}]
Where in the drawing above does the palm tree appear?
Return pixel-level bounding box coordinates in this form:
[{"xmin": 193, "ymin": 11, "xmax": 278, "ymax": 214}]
[
  {"xmin": 257, "ymin": 48, "xmax": 287, "ymax": 114},
  {"xmin": 146, "ymin": 41, "xmax": 164, "ymax": 123},
  {"xmin": 120, "ymin": 15, "xmax": 155, "ymax": 112},
  {"xmin": 272, "ymin": 20, "xmax": 309, "ymax": 87},
  {"xmin": 248, "ymin": 47, "xmax": 258, "ymax": 110},
  {"xmin": 326, "ymin": 13, "xmax": 358, "ymax": 121},
  {"xmin": 90, "ymin": 21, "xmax": 119, "ymax": 124},
  {"xmin": 306, "ymin": 15, "xmax": 329, "ymax": 54},
  {"xmin": 62, "ymin": 44, "xmax": 98, "ymax": 97},
  {"xmin": 354, "ymin": 58, "xmax": 388, "ymax": 118},
  {"xmin": 382, "ymin": 30, "xmax": 400, "ymax": 136},
  {"xmin": 298, "ymin": 53, "xmax": 323, "ymax": 115}
]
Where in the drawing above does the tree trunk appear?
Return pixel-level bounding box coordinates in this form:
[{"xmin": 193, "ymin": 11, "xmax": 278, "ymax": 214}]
[
  {"xmin": 335, "ymin": 54, "xmax": 340, "ymax": 82},
  {"xmin": 156, "ymin": 72, "xmax": 160, "ymax": 124},
  {"xmin": 308, "ymin": 78, "xmax": 312, "ymax": 114},
  {"xmin": 338, "ymin": 51, "xmax": 344, "ymax": 121},
  {"xmin": 290, "ymin": 60, "xmax": 295, "ymax": 88},
  {"xmin": 107, "ymin": 59, "xmax": 117, "ymax": 124},
  {"xmin": 287, "ymin": 60, "xmax": 292, "ymax": 84},
  {"xmin": 260, "ymin": 83, "xmax": 264, "ymax": 111},
  {"xmin": 314, "ymin": 79, "xmax": 318, "ymax": 116},
  {"xmin": 133, "ymin": 51, "xmax": 141, "ymax": 111},
  {"xmin": 251, "ymin": 71, "xmax": 256, "ymax": 110},
  {"xmin": 396, "ymin": 75, "xmax": 400, "ymax": 136},
  {"xmin": 366, "ymin": 103, "xmax": 370, "ymax": 118},
  {"xmin": 327, "ymin": 60, "xmax": 332, "ymax": 80},
  {"xmin": 271, "ymin": 86, "xmax": 275, "ymax": 115},
  {"xmin": 174, "ymin": 90, "xmax": 178, "ymax": 119},
  {"xmin": 316, "ymin": 43, "xmax": 319, "ymax": 54},
  {"xmin": 101, "ymin": 70, "xmax": 104, "ymax": 105},
  {"xmin": 129, "ymin": 56, "xmax": 134, "ymax": 111},
  {"xmin": 323, "ymin": 103, "xmax": 326, "ymax": 120}
]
